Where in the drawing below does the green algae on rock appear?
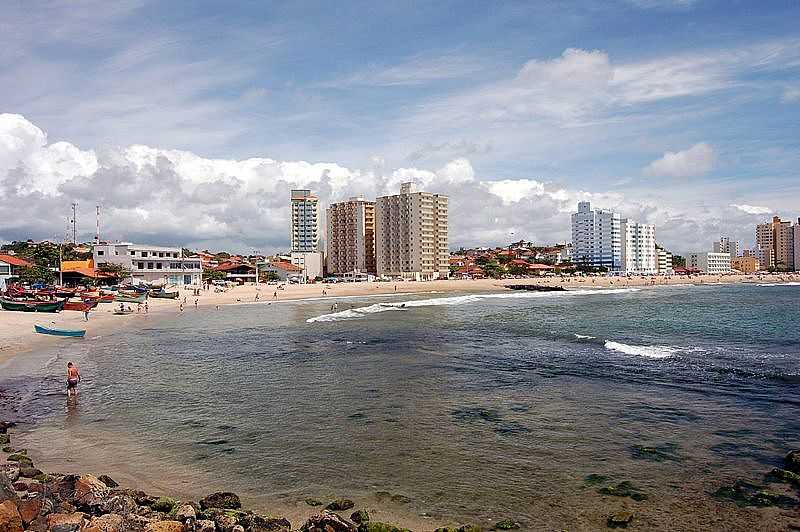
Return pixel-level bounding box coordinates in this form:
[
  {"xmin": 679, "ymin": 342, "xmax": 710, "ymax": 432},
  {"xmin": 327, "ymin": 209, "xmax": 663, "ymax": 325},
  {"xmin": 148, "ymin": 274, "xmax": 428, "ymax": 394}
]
[
  {"xmin": 607, "ymin": 510, "xmax": 634, "ymax": 529},
  {"xmin": 492, "ymin": 518, "xmax": 520, "ymax": 530},
  {"xmin": 598, "ymin": 481, "xmax": 648, "ymax": 501}
]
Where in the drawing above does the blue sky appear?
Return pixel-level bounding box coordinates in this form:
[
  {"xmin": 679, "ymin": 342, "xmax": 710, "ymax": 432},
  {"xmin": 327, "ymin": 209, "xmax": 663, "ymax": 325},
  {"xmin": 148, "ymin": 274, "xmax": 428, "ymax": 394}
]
[{"xmin": 1, "ymin": 0, "xmax": 799, "ymax": 253}]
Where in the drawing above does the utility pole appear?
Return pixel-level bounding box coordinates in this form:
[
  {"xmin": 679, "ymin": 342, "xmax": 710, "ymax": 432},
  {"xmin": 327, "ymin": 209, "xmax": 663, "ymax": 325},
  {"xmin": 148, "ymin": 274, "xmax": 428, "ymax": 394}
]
[
  {"xmin": 71, "ymin": 202, "xmax": 78, "ymax": 244},
  {"xmin": 95, "ymin": 205, "xmax": 100, "ymax": 244}
]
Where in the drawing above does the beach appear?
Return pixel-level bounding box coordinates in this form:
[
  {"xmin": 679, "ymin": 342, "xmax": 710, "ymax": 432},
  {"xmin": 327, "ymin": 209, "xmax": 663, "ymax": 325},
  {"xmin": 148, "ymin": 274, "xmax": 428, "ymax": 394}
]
[{"xmin": 3, "ymin": 275, "xmax": 800, "ymax": 530}]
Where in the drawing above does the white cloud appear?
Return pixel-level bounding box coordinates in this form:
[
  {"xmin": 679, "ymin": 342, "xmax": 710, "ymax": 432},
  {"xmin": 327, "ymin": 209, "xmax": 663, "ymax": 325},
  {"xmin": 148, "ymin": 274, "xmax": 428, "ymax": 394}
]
[
  {"xmin": 730, "ymin": 204, "xmax": 772, "ymax": 215},
  {"xmin": 643, "ymin": 143, "xmax": 715, "ymax": 177},
  {"xmin": 783, "ymin": 87, "xmax": 800, "ymax": 103}
]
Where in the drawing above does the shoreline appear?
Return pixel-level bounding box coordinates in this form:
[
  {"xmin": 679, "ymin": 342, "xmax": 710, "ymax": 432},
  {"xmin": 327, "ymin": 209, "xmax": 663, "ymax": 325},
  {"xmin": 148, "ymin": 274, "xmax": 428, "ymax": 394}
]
[{"xmin": 3, "ymin": 272, "xmax": 799, "ymax": 366}]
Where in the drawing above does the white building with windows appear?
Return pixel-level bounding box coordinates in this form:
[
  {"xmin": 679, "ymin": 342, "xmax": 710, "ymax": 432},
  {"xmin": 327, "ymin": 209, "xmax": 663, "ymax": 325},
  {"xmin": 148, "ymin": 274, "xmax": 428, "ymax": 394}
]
[
  {"xmin": 686, "ymin": 252, "xmax": 731, "ymax": 274},
  {"xmin": 713, "ymin": 236, "xmax": 740, "ymax": 260},
  {"xmin": 621, "ymin": 220, "xmax": 657, "ymax": 274},
  {"xmin": 93, "ymin": 243, "xmax": 203, "ymax": 285},
  {"xmin": 290, "ymin": 189, "xmax": 324, "ymax": 281},
  {"xmin": 571, "ymin": 202, "xmax": 623, "ymax": 271},
  {"xmin": 656, "ymin": 245, "xmax": 673, "ymax": 275}
]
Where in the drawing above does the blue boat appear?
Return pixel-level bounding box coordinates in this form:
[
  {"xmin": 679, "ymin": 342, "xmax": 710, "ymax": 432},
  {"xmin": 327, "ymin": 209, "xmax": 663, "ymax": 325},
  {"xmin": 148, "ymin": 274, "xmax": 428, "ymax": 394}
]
[{"xmin": 34, "ymin": 324, "xmax": 86, "ymax": 338}]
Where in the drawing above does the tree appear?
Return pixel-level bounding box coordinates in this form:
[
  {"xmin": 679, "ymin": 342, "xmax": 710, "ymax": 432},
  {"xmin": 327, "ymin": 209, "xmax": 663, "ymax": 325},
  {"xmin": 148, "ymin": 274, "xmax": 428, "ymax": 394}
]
[
  {"xmin": 203, "ymin": 269, "xmax": 226, "ymax": 282},
  {"xmin": 14, "ymin": 265, "xmax": 56, "ymax": 285},
  {"xmin": 507, "ymin": 263, "xmax": 530, "ymax": 276},
  {"xmin": 96, "ymin": 262, "xmax": 132, "ymax": 280},
  {"xmin": 672, "ymin": 255, "xmax": 686, "ymax": 268}
]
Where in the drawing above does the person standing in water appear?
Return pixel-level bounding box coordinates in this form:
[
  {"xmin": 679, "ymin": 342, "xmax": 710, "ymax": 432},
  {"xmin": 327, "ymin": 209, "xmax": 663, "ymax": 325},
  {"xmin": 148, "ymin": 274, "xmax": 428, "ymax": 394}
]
[{"xmin": 66, "ymin": 362, "xmax": 81, "ymax": 396}]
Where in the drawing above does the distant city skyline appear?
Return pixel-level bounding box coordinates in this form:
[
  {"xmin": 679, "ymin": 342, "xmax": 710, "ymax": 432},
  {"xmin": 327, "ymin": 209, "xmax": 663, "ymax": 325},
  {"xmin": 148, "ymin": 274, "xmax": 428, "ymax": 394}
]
[{"xmin": 1, "ymin": 1, "xmax": 799, "ymax": 254}]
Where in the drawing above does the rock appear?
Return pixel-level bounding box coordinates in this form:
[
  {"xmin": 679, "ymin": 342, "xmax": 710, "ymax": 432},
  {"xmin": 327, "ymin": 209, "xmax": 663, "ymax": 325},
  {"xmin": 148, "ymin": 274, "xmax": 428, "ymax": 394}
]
[
  {"xmin": 584, "ymin": 474, "xmax": 609, "ymax": 486},
  {"xmin": 433, "ymin": 527, "xmax": 481, "ymax": 532},
  {"xmin": 98, "ymin": 475, "xmax": 119, "ymax": 488},
  {"xmin": 47, "ymin": 474, "xmax": 79, "ymax": 503},
  {"xmin": 151, "ymin": 496, "xmax": 178, "ymax": 513},
  {"xmin": 492, "ymin": 519, "xmax": 520, "ymax": 530},
  {"xmin": 0, "ymin": 434, "xmax": 9, "ymax": 445},
  {"xmin": 16, "ymin": 496, "xmax": 43, "ymax": 525},
  {"xmin": 786, "ymin": 450, "xmax": 800, "ymax": 474},
  {"xmin": 121, "ymin": 513, "xmax": 153, "ymax": 531},
  {"xmin": 0, "ymin": 500, "xmax": 23, "ymax": 532},
  {"xmin": 356, "ymin": 523, "xmax": 410, "ymax": 532},
  {"xmin": 350, "ymin": 510, "xmax": 370, "ymax": 524},
  {"xmin": 597, "ymin": 482, "xmax": 647, "ymax": 502},
  {"xmin": 299, "ymin": 511, "xmax": 357, "ymax": 532},
  {"xmin": 714, "ymin": 479, "xmax": 798, "ymax": 508},
  {"xmin": 0, "ymin": 472, "xmax": 17, "ymax": 502},
  {"xmin": 304, "ymin": 498, "xmax": 323, "ymax": 507},
  {"xmin": 0, "ymin": 466, "xmax": 18, "ymax": 484},
  {"xmin": 238, "ymin": 513, "xmax": 291, "ymax": 532},
  {"xmin": 46, "ymin": 511, "xmax": 86, "ymax": 531},
  {"xmin": 0, "ymin": 448, "xmax": 11, "ymax": 454},
  {"xmin": 102, "ymin": 495, "xmax": 138, "ymax": 515},
  {"xmin": 4, "ymin": 454, "xmax": 31, "ymax": 466},
  {"xmin": 74, "ymin": 475, "xmax": 111, "ymax": 509},
  {"xmin": 18, "ymin": 466, "xmax": 43, "ymax": 479},
  {"xmin": 194, "ymin": 519, "xmax": 216, "ymax": 532},
  {"xmin": 0, "ymin": 422, "xmax": 15, "ymax": 434},
  {"xmin": 175, "ymin": 504, "xmax": 196, "ymax": 523},
  {"xmin": 211, "ymin": 512, "xmax": 239, "ymax": 532},
  {"xmin": 84, "ymin": 513, "xmax": 126, "ymax": 532},
  {"xmin": 607, "ymin": 511, "xmax": 634, "ymax": 529},
  {"xmin": 199, "ymin": 492, "xmax": 241, "ymax": 511},
  {"xmin": 326, "ymin": 499, "xmax": 355, "ymax": 512},
  {"xmin": 232, "ymin": 526, "xmax": 244, "ymax": 532},
  {"xmin": 144, "ymin": 521, "xmax": 186, "ymax": 532}
]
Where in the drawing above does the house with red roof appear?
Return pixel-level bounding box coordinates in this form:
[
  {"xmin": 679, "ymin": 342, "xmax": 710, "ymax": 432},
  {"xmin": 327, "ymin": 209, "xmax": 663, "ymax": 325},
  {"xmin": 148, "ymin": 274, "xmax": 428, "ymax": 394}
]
[
  {"xmin": 261, "ymin": 260, "xmax": 303, "ymax": 281},
  {"xmin": 0, "ymin": 253, "xmax": 34, "ymax": 290}
]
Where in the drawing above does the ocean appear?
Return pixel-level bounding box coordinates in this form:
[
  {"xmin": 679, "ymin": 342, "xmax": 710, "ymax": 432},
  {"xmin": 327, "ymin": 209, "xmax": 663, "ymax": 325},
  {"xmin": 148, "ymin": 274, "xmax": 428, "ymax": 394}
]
[{"xmin": 2, "ymin": 282, "xmax": 799, "ymax": 530}]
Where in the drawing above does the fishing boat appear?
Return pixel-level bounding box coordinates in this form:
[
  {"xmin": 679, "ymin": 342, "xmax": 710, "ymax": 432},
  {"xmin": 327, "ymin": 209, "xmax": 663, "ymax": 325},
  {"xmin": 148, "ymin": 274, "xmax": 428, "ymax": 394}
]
[
  {"xmin": 63, "ymin": 300, "xmax": 99, "ymax": 312},
  {"xmin": 0, "ymin": 298, "xmax": 65, "ymax": 312},
  {"xmin": 113, "ymin": 308, "xmax": 135, "ymax": 315},
  {"xmin": 149, "ymin": 289, "xmax": 179, "ymax": 299},
  {"xmin": 34, "ymin": 324, "xmax": 86, "ymax": 337},
  {"xmin": 114, "ymin": 292, "xmax": 147, "ymax": 303}
]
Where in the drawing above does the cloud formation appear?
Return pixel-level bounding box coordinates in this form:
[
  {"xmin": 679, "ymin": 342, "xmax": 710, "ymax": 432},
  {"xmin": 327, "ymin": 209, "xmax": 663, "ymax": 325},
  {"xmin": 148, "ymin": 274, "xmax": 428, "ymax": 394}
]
[
  {"xmin": 730, "ymin": 204, "xmax": 772, "ymax": 216},
  {"xmin": 643, "ymin": 143, "xmax": 715, "ymax": 177}
]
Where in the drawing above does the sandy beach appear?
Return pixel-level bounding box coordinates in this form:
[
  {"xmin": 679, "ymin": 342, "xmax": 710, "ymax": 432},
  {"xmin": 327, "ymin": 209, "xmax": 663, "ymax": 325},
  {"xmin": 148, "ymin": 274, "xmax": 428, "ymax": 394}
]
[{"xmin": 2, "ymin": 272, "xmax": 798, "ymax": 364}]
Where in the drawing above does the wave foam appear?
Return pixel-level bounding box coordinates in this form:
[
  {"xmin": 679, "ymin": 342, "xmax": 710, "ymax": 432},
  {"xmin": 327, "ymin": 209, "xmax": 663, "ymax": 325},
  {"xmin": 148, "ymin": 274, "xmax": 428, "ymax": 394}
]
[
  {"xmin": 574, "ymin": 334, "xmax": 596, "ymax": 339},
  {"xmin": 306, "ymin": 288, "xmax": 641, "ymax": 323},
  {"xmin": 756, "ymin": 282, "xmax": 800, "ymax": 287},
  {"xmin": 604, "ymin": 341, "xmax": 678, "ymax": 359}
]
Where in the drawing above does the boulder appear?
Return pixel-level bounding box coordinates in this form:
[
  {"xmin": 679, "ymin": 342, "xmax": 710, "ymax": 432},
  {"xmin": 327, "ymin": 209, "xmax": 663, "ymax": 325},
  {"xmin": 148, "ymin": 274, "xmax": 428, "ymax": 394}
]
[
  {"xmin": 356, "ymin": 523, "xmax": 410, "ymax": 532},
  {"xmin": 1, "ymin": 467, "xmax": 19, "ymax": 484},
  {"xmin": 194, "ymin": 520, "xmax": 216, "ymax": 532},
  {"xmin": 785, "ymin": 450, "xmax": 800, "ymax": 474},
  {"xmin": 325, "ymin": 499, "xmax": 355, "ymax": 512},
  {"xmin": 299, "ymin": 511, "xmax": 357, "ymax": 532},
  {"xmin": 18, "ymin": 466, "xmax": 43, "ymax": 479},
  {"xmin": 0, "ymin": 472, "xmax": 17, "ymax": 503},
  {"xmin": 0, "ymin": 422, "xmax": 15, "ymax": 434},
  {"xmin": 46, "ymin": 511, "xmax": 86, "ymax": 531},
  {"xmin": 98, "ymin": 475, "xmax": 119, "ymax": 488},
  {"xmin": 102, "ymin": 495, "xmax": 138, "ymax": 515},
  {"xmin": 238, "ymin": 513, "xmax": 291, "ymax": 532},
  {"xmin": 350, "ymin": 510, "xmax": 370, "ymax": 524},
  {"xmin": 84, "ymin": 513, "xmax": 126, "ymax": 532},
  {"xmin": 607, "ymin": 511, "xmax": 634, "ymax": 529},
  {"xmin": 0, "ymin": 434, "xmax": 9, "ymax": 445},
  {"xmin": 121, "ymin": 513, "xmax": 153, "ymax": 532},
  {"xmin": 492, "ymin": 519, "xmax": 520, "ymax": 530},
  {"xmin": 47, "ymin": 474, "xmax": 80, "ymax": 503},
  {"xmin": 4, "ymin": 454, "xmax": 31, "ymax": 466},
  {"xmin": 199, "ymin": 492, "xmax": 241, "ymax": 511},
  {"xmin": 144, "ymin": 521, "xmax": 186, "ymax": 532},
  {"xmin": 151, "ymin": 497, "xmax": 178, "ymax": 513},
  {"xmin": 16, "ymin": 496, "xmax": 43, "ymax": 526},
  {"xmin": 0, "ymin": 500, "xmax": 23, "ymax": 532},
  {"xmin": 74, "ymin": 475, "xmax": 111, "ymax": 509},
  {"xmin": 175, "ymin": 504, "xmax": 196, "ymax": 523},
  {"xmin": 211, "ymin": 512, "xmax": 239, "ymax": 532},
  {"xmin": 232, "ymin": 526, "xmax": 244, "ymax": 532},
  {"xmin": 304, "ymin": 498, "xmax": 323, "ymax": 507},
  {"xmin": 433, "ymin": 527, "xmax": 481, "ymax": 532}
]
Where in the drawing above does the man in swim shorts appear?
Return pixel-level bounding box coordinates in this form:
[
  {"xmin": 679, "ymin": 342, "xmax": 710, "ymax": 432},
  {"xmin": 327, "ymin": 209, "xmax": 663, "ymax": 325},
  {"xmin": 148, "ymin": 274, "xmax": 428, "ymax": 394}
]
[{"xmin": 66, "ymin": 361, "xmax": 81, "ymax": 396}]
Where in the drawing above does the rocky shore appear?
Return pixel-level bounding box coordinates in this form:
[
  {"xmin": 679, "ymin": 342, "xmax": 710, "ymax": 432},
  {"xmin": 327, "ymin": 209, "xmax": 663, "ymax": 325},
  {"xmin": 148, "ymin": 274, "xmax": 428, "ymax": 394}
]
[{"xmin": 1, "ymin": 421, "xmax": 523, "ymax": 532}]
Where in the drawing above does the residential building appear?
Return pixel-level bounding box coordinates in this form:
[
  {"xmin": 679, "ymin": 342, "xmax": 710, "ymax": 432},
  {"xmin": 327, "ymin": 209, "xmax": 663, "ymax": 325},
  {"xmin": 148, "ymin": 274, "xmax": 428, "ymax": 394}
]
[
  {"xmin": 375, "ymin": 182, "xmax": 449, "ymax": 280},
  {"xmin": 571, "ymin": 201, "xmax": 623, "ymax": 271},
  {"xmin": 755, "ymin": 221, "xmax": 775, "ymax": 270},
  {"xmin": 92, "ymin": 243, "xmax": 202, "ymax": 285},
  {"xmin": 795, "ymin": 219, "xmax": 800, "ymax": 272},
  {"xmin": 621, "ymin": 219, "xmax": 657, "ymax": 274},
  {"xmin": 326, "ymin": 196, "xmax": 376, "ymax": 275},
  {"xmin": 655, "ymin": 245, "xmax": 673, "ymax": 275},
  {"xmin": 290, "ymin": 251, "xmax": 324, "ymax": 281},
  {"xmin": 756, "ymin": 216, "xmax": 796, "ymax": 271},
  {"xmin": 731, "ymin": 256, "xmax": 759, "ymax": 274},
  {"xmin": 0, "ymin": 253, "xmax": 33, "ymax": 290},
  {"xmin": 712, "ymin": 236, "xmax": 740, "ymax": 260},
  {"xmin": 260, "ymin": 260, "xmax": 303, "ymax": 281},
  {"xmin": 685, "ymin": 252, "xmax": 731, "ymax": 274},
  {"xmin": 214, "ymin": 261, "xmax": 256, "ymax": 284},
  {"xmin": 290, "ymin": 189, "xmax": 320, "ymax": 253}
]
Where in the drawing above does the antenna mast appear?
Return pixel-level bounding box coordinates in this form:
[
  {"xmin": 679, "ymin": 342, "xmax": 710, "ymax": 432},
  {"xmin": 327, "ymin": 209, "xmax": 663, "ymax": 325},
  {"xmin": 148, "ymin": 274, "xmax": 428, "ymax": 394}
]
[
  {"xmin": 71, "ymin": 202, "xmax": 78, "ymax": 244},
  {"xmin": 95, "ymin": 205, "xmax": 101, "ymax": 244}
]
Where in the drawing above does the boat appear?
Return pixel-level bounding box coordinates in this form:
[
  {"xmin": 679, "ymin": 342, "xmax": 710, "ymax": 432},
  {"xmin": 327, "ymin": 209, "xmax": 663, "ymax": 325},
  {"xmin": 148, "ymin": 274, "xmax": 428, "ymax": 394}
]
[
  {"xmin": 113, "ymin": 308, "xmax": 135, "ymax": 315},
  {"xmin": 114, "ymin": 293, "xmax": 147, "ymax": 303},
  {"xmin": 0, "ymin": 298, "xmax": 65, "ymax": 312},
  {"xmin": 63, "ymin": 300, "xmax": 99, "ymax": 312},
  {"xmin": 149, "ymin": 289, "xmax": 179, "ymax": 299},
  {"xmin": 34, "ymin": 324, "xmax": 86, "ymax": 337}
]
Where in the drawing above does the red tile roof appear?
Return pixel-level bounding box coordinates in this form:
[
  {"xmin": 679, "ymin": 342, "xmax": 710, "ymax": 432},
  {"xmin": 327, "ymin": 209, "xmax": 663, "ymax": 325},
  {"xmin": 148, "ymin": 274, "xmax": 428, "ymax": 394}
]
[
  {"xmin": 0, "ymin": 254, "xmax": 33, "ymax": 267},
  {"xmin": 269, "ymin": 261, "xmax": 302, "ymax": 272}
]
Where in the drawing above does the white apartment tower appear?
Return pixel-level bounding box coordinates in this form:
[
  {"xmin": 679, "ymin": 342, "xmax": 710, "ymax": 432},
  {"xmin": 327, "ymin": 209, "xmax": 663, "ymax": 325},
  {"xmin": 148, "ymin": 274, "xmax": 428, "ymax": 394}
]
[
  {"xmin": 621, "ymin": 219, "xmax": 657, "ymax": 274},
  {"xmin": 571, "ymin": 202, "xmax": 623, "ymax": 271},
  {"xmin": 686, "ymin": 252, "xmax": 732, "ymax": 274},
  {"xmin": 713, "ymin": 236, "xmax": 740, "ymax": 260},
  {"xmin": 375, "ymin": 182, "xmax": 449, "ymax": 280},
  {"xmin": 326, "ymin": 197, "xmax": 376, "ymax": 275},
  {"xmin": 290, "ymin": 189, "xmax": 320, "ymax": 252}
]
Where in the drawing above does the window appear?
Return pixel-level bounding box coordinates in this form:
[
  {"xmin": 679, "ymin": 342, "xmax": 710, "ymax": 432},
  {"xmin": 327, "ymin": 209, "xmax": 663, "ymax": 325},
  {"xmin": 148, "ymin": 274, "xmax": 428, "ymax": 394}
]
[
  {"xmin": 137, "ymin": 262, "xmax": 144, "ymax": 269},
  {"xmin": 97, "ymin": 250, "xmax": 104, "ymax": 256},
  {"xmin": 156, "ymin": 263, "xmax": 162, "ymax": 269},
  {"xmin": 147, "ymin": 262, "xmax": 154, "ymax": 269},
  {"xmin": 141, "ymin": 252, "xmax": 148, "ymax": 257},
  {"xmin": 0, "ymin": 265, "xmax": 9, "ymax": 275}
]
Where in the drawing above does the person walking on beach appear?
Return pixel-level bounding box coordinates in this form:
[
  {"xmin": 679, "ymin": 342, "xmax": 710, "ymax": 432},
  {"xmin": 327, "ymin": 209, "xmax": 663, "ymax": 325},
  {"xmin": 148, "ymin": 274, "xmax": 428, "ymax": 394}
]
[
  {"xmin": 179, "ymin": 302, "xmax": 184, "ymax": 312},
  {"xmin": 144, "ymin": 301, "xmax": 149, "ymax": 314},
  {"xmin": 66, "ymin": 362, "xmax": 81, "ymax": 396},
  {"xmin": 194, "ymin": 298, "xmax": 198, "ymax": 309},
  {"xmin": 83, "ymin": 309, "xmax": 90, "ymax": 321},
  {"xmin": 273, "ymin": 291, "xmax": 277, "ymax": 300}
]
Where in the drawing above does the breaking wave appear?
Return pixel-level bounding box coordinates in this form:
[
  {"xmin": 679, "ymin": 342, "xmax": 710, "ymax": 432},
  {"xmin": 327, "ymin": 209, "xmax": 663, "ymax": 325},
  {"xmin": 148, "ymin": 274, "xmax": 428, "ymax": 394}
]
[
  {"xmin": 756, "ymin": 282, "xmax": 800, "ymax": 287},
  {"xmin": 306, "ymin": 288, "xmax": 640, "ymax": 323},
  {"xmin": 604, "ymin": 341, "xmax": 679, "ymax": 359}
]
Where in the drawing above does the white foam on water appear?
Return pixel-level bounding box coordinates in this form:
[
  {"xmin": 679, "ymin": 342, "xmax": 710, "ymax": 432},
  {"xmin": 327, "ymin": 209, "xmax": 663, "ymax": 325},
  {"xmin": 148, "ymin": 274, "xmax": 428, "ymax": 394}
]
[
  {"xmin": 604, "ymin": 341, "xmax": 678, "ymax": 359},
  {"xmin": 574, "ymin": 334, "xmax": 596, "ymax": 339},
  {"xmin": 306, "ymin": 288, "xmax": 641, "ymax": 323},
  {"xmin": 756, "ymin": 282, "xmax": 800, "ymax": 287}
]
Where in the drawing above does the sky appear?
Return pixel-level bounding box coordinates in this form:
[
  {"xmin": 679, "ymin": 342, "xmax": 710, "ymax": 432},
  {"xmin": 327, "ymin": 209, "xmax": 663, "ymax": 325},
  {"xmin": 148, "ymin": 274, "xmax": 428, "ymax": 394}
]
[{"xmin": 1, "ymin": 0, "xmax": 799, "ymax": 254}]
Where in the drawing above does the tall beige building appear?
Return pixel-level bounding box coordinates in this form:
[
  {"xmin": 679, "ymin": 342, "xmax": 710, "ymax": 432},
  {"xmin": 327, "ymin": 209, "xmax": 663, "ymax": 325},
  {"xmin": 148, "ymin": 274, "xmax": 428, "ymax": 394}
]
[
  {"xmin": 757, "ymin": 216, "xmax": 795, "ymax": 270},
  {"xmin": 326, "ymin": 197, "xmax": 376, "ymax": 275},
  {"xmin": 755, "ymin": 221, "xmax": 774, "ymax": 269},
  {"xmin": 375, "ymin": 182, "xmax": 449, "ymax": 280}
]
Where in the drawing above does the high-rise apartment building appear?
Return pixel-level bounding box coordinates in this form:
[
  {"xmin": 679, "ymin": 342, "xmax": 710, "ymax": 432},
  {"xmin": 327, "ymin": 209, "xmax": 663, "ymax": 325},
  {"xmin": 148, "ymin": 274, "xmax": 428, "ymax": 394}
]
[
  {"xmin": 655, "ymin": 244, "xmax": 673, "ymax": 275},
  {"xmin": 571, "ymin": 201, "xmax": 623, "ymax": 271},
  {"xmin": 571, "ymin": 202, "xmax": 655, "ymax": 273},
  {"xmin": 795, "ymin": 219, "xmax": 800, "ymax": 272},
  {"xmin": 756, "ymin": 216, "xmax": 795, "ymax": 271},
  {"xmin": 290, "ymin": 189, "xmax": 320, "ymax": 252},
  {"xmin": 326, "ymin": 196, "xmax": 376, "ymax": 275},
  {"xmin": 712, "ymin": 236, "xmax": 740, "ymax": 260},
  {"xmin": 375, "ymin": 182, "xmax": 449, "ymax": 280},
  {"xmin": 686, "ymin": 252, "xmax": 731, "ymax": 274}
]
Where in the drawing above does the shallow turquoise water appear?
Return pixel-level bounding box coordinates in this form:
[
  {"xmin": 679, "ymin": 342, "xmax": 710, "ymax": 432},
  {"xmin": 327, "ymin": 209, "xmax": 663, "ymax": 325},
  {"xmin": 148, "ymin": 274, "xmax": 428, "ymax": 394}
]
[{"xmin": 2, "ymin": 283, "xmax": 799, "ymax": 529}]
